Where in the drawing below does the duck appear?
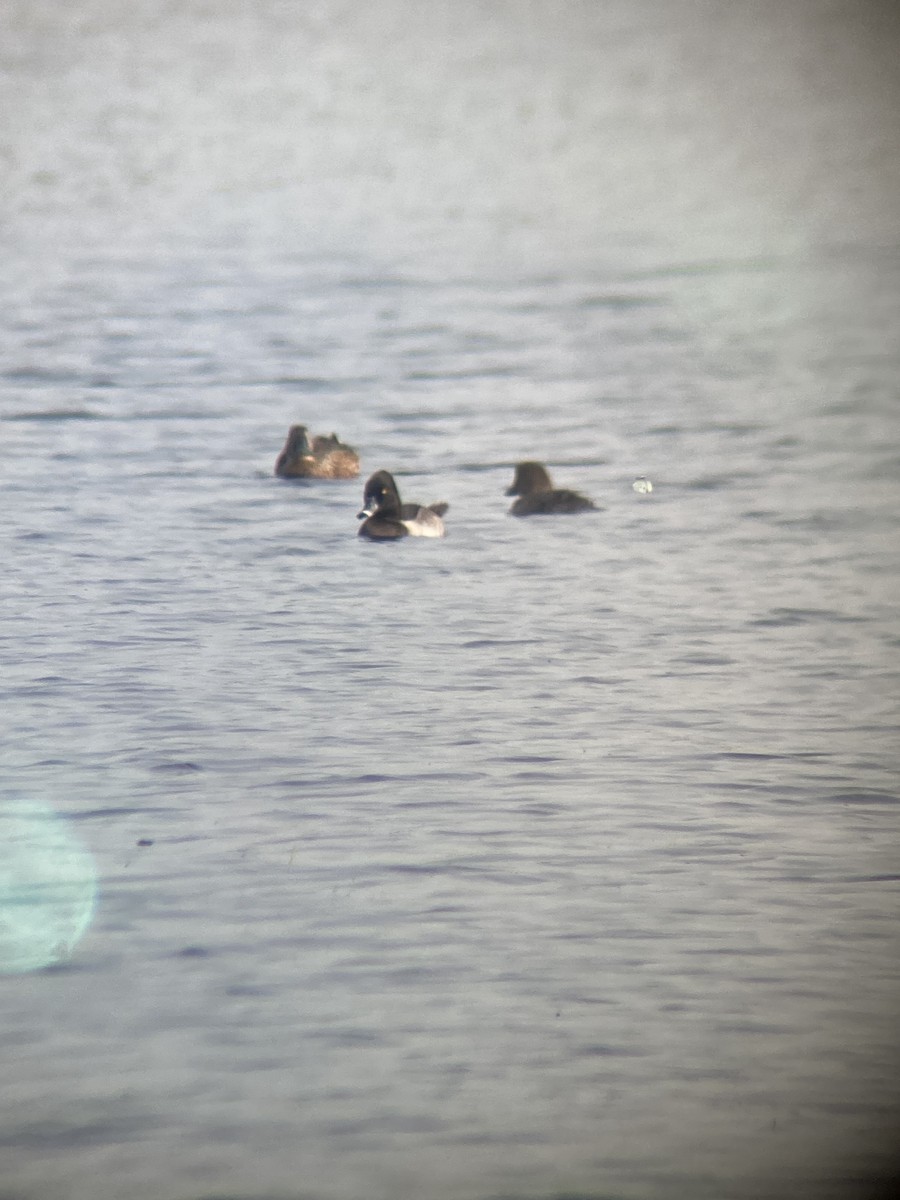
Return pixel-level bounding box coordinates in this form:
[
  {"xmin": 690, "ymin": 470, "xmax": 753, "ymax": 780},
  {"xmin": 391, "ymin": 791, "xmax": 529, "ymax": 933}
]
[
  {"xmin": 357, "ymin": 470, "xmax": 448, "ymax": 540},
  {"xmin": 275, "ymin": 425, "xmax": 360, "ymax": 479},
  {"xmin": 505, "ymin": 461, "xmax": 598, "ymax": 516}
]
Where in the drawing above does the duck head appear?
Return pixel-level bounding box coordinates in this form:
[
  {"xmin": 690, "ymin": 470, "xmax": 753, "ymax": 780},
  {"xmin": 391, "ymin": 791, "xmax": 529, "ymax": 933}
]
[
  {"xmin": 506, "ymin": 461, "xmax": 554, "ymax": 496},
  {"xmin": 357, "ymin": 470, "xmax": 402, "ymax": 519}
]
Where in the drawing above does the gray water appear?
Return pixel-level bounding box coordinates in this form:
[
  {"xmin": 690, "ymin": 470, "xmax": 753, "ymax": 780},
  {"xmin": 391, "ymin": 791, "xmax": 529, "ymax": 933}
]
[{"xmin": 2, "ymin": 2, "xmax": 900, "ymax": 1199}]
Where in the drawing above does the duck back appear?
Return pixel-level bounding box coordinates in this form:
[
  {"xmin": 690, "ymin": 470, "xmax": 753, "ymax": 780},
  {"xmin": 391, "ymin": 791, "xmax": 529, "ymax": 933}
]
[{"xmin": 275, "ymin": 425, "xmax": 359, "ymax": 479}]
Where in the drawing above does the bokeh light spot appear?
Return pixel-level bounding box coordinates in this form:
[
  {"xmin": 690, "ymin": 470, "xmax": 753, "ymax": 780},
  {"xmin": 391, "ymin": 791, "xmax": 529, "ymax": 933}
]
[{"xmin": 0, "ymin": 801, "xmax": 98, "ymax": 975}]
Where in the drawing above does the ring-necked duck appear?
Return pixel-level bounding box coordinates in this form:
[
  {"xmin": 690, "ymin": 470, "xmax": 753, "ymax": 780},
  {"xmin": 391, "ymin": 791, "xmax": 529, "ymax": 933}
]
[
  {"xmin": 357, "ymin": 470, "xmax": 448, "ymax": 540},
  {"xmin": 505, "ymin": 461, "xmax": 598, "ymax": 516},
  {"xmin": 275, "ymin": 425, "xmax": 360, "ymax": 479}
]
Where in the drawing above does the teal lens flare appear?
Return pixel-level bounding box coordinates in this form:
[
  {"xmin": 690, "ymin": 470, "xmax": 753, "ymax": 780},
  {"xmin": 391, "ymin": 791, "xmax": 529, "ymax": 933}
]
[{"xmin": 0, "ymin": 801, "xmax": 98, "ymax": 975}]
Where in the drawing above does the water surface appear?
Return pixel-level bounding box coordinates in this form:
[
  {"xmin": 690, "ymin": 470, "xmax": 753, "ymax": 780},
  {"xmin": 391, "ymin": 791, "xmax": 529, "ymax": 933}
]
[{"xmin": 2, "ymin": 3, "xmax": 899, "ymax": 1199}]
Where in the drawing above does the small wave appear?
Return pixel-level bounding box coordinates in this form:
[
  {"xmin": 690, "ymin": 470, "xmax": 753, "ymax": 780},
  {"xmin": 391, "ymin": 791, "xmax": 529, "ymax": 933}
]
[
  {"xmin": 404, "ymin": 365, "xmax": 520, "ymax": 381},
  {"xmin": 709, "ymin": 750, "xmax": 829, "ymax": 761},
  {"xmin": 70, "ymin": 805, "xmax": 177, "ymax": 819},
  {"xmin": 630, "ymin": 255, "xmax": 781, "ymax": 280},
  {"xmin": 3, "ymin": 366, "xmax": 86, "ymax": 383},
  {"xmin": 751, "ymin": 607, "xmax": 866, "ymax": 627},
  {"xmin": 576, "ymin": 1042, "xmax": 647, "ymax": 1058},
  {"xmin": 673, "ymin": 653, "xmax": 734, "ymax": 666},
  {"xmin": 270, "ymin": 375, "xmax": 339, "ymax": 390},
  {"xmin": 461, "ymin": 637, "xmax": 539, "ymax": 649},
  {"xmin": 832, "ymin": 790, "xmax": 898, "ymax": 807},
  {"xmin": 685, "ymin": 476, "xmax": 731, "ymax": 491},
  {"xmin": 3, "ymin": 409, "xmax": 101, "ymax": 422},
  {"xmin": 576, "ymin": 292, "xmax": 663, "ymax": 310},
  {"xmin": 126, "ymin": 410, "xmax": 222, "ymax": 421}
]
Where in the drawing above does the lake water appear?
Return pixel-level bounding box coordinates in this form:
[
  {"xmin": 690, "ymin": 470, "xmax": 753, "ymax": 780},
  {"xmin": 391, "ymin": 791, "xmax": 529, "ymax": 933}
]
[{"xmin": 2, "ymin": 2, "xmax": 899, "ymax": 1199}]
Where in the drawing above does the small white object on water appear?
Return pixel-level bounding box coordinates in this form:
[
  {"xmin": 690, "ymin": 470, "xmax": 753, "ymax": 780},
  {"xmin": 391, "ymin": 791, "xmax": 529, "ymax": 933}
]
[{"xmin": 632, "ymin": 477, "xmax": 653, "ymax": 495}]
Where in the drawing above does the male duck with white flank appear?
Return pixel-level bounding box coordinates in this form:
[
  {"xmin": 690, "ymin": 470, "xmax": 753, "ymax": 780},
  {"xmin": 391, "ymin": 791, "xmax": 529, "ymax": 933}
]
[
  {"xmin": 505, "ymin": 461, "xmax": 598, "ymax": 516},
  {"xmin": 357, "ymin": 471, "xmax": 448, "ymax": 540},
  {"xmin": 275, "ymin": 425, "xmax": 360, "ymax": 479}
]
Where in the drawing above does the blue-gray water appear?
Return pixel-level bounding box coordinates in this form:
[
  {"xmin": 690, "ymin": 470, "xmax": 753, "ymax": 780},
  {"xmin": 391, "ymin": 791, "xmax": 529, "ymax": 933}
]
[{"xmin": 2, "ymin": 2, "xmax": 899, "ymax": 1199}]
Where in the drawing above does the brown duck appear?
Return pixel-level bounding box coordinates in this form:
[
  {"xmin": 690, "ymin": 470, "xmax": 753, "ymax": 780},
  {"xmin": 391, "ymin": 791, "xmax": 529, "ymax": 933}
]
[
  {"xmin": 275, "ymin": 425, "xmax": 360, "ymax": 479},
  {"xmin": 505, "ymin": 461, "xmax": 598, "ymax": 516}
]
